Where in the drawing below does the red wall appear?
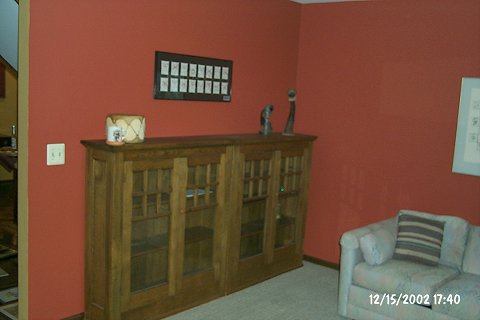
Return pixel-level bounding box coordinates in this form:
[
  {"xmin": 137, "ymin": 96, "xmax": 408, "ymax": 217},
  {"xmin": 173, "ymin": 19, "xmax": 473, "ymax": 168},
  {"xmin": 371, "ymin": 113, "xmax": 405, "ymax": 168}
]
[
  {"xmin": 27, "ymin": 0, "xmax": 480, "ymax": 318},
  {"xmin": 298, "ymin": 0, "xmax": 480, "ymax": 263},
  {"xmin": 28, "ymin": 1, "xmax": 300, "ymax": 318}
]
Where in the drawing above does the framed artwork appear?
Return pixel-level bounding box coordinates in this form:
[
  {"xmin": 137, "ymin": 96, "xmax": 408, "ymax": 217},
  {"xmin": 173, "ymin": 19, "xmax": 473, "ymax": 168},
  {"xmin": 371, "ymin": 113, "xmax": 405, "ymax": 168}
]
[
  {"xmin": 153, "ymin": 51, "xmax": 233, "ymax": 102},
  {"xmin": 452, "ymin": 77, "xmax": 480, "ymax": 176}
]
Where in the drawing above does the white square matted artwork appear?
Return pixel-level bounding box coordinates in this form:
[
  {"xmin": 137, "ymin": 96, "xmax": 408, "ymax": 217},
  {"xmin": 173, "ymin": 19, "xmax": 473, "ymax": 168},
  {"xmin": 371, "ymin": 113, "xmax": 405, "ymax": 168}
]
[{"xmin": 453, "ymin": 77, "xmax": 480, "ymax": 176}]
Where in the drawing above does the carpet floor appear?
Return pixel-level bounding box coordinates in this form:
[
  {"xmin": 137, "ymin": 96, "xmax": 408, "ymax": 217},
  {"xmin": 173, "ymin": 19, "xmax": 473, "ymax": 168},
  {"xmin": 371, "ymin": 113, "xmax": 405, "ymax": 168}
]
[{"xmin": 165, "ymin": 261, "xmax": 342, "ymax": 320}]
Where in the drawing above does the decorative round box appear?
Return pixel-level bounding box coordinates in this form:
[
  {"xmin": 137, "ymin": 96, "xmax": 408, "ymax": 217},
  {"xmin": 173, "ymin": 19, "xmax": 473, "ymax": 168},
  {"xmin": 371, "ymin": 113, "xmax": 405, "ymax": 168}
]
[{"xmin": 106, "ymin": 114, "xmax": 146, "ymax": 143}]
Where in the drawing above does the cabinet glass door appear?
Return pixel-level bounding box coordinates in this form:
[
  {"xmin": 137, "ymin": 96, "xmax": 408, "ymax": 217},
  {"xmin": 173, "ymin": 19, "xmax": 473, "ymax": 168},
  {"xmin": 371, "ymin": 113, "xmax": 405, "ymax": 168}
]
[
  {"xmin": 275, "ymin": 155, "xmax": 303, "ymax": 249},
  {"xmin": 240, "ymin": 158, "xmax": 272, "ymax": 259},
  {"xmin": 130, "ymin": 167, "xmax": 172, "ymax": 292},
  {"xmin": 184, "ymin": 162, "xmax": 219, "ymax": 275}
]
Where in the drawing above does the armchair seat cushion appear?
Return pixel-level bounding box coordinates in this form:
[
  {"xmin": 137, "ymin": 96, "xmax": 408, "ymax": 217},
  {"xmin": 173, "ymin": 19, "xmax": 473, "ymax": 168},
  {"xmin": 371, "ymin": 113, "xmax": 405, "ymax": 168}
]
[
  {"xmin": 353, "ymin": 259, "xmax": 459, "ymax": 305},
  {"xmin": 432, "ymin": 273, "xmax": 480, "ymax": 320}
]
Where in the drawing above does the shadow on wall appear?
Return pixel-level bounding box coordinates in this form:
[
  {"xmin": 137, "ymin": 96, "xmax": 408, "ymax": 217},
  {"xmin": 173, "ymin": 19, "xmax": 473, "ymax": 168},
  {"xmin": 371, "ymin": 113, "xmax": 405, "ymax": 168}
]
[{"xmin": 336, "ymin": 162, "xmax": 414, "ymax": 235}]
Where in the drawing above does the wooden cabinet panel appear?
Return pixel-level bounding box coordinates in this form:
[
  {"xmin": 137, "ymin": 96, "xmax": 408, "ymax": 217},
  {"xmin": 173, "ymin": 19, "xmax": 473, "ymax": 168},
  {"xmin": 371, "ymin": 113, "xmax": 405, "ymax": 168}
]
[
  {"xmin": 225, "ymin": 141, "xmax": 313, "ymax": 293},
  {"xmin": 82, "ymin": 133, "xmax": 315, "ymax": 320}
]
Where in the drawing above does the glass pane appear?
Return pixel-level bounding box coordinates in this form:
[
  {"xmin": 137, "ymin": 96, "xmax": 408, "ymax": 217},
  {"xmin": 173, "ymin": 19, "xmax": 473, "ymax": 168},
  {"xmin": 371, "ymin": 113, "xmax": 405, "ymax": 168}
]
[
  {"xmin": 131, "ymin": 217, "xmax": 169, "ymax": 292},
  {"xmin": 184, "ymin": 162, "xmax": 218, "ymax": 275},
  {"xmin": 280, "ymin": 156, "xmax": 303, "ymax": 193},
  {"xmin": 275, "ymin": 195, "xmax": 298, "ymax": 248},
  {"xmin": 131, "ymin": 249, "xmax": 168, "ymax": 292},
  {"xmin": 133, "ymin": 171, "xmax": 144, "ymax": 192},
  {"xmin": 147, "ymin": 194, "xmax": 157, "ymax": 216},
  {"xmin": 161, "ymin": 169, "xmax": 171, "ymax": 189},
  {"xmin": 184, "ymin": 208, "xmax": 215, "ymax": 275},
  {"xmin": 186, "ymin": 163, "xmax": 218, "ymax": 210},
  {"xmin": 132, "ymin": 168, "xmax": 172, "ymax": 218},
  {"xmin": 130, "ymin": 166, "xmax": 172, "ymax": 293},
  {"xmin": 159, "ymin": 192, "xmax": 171, "ymax": 215},
  {"xmin": 240, "ymin": 157, "xmax": 270, "ymax": 259},
  {"xmin": 243, "ymin": 160, "xmax": 270, "ymax": 199},
  {"xmin": 240, "ymin": 200, "xmax": 265, "ymax": 259},
  {"xmin": 132, "ymin": 196, "xmax": 143, "ymax": 217},
  {"xmin": 147, "ymin": 169, "xmax": 157, "ymax": 192}
]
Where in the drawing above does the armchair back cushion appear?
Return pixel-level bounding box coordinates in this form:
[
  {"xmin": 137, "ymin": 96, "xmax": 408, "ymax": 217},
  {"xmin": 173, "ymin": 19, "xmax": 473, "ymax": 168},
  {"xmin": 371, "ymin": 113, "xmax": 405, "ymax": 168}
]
[{"xmin": 398, "ymin": 210, "xmax": 469, "ymax": 270}]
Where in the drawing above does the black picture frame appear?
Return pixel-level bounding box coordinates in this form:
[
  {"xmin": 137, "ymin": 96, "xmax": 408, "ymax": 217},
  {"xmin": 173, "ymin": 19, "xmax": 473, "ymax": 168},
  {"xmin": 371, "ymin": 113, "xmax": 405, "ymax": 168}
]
[{"xmin": 154, "ymin": 51, "xmax": 233, "ymax": 102}]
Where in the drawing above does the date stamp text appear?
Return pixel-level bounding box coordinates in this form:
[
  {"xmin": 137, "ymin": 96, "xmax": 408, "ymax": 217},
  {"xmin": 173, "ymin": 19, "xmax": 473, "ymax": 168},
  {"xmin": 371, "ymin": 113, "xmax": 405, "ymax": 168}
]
[{"xmin": 369, "ymin": 293, "xmax": 461, "ymax": 306}]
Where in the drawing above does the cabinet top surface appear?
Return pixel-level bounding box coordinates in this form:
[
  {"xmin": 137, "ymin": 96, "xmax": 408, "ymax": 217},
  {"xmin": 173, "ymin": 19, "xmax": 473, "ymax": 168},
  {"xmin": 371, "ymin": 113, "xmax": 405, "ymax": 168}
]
[{"xmin": 81, "ymin": 133, "xmax": 317, "ymax": 151}]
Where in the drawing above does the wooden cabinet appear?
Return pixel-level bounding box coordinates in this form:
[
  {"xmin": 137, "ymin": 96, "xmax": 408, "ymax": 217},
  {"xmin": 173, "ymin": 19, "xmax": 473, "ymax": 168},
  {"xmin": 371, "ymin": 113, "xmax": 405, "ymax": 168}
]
[{"xmin": 82, "ymin": 133, "xmax": 315, "ymax": 320}]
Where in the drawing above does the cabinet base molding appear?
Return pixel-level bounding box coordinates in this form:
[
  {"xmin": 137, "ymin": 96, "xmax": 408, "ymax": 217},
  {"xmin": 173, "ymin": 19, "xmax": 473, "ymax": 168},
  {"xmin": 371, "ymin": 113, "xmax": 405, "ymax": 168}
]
[
  {"xmin": 62, "ymin": 313, "xmax": 84, "ymax": 320},
  {"xmin": 303, "ymin": 255, "xmax": 340, "ymax": 270}
]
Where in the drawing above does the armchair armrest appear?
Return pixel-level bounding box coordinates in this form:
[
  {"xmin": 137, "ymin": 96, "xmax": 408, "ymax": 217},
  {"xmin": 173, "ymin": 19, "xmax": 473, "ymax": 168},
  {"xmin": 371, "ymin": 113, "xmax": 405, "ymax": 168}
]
[{"xmin": 337, "ymin": 217, "xmax": 396, "ymax": 317}]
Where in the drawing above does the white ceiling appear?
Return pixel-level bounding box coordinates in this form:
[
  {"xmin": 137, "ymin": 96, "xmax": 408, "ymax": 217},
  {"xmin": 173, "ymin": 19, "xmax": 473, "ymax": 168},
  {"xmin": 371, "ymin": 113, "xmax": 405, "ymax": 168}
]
[{"xmin": 291, "ymin": 0, "xmax": 361, "ymax": 3}]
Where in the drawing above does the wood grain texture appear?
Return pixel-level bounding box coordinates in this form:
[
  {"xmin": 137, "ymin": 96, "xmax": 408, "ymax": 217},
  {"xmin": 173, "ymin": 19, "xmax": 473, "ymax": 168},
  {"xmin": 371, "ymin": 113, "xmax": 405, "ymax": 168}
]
[{"xmin": 82, "ymin": 133, "xmax": 316, "ymax": 319}]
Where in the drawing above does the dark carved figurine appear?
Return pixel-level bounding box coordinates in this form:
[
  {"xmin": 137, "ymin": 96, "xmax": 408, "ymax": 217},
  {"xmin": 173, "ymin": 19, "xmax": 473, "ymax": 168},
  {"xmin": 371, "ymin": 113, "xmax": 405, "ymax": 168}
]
[
  {"xmin": 283, "ymin": 89, "xmax": 296, "ymax": 136},
  {"xmin": 259, "ymin": 104, "xmax": 274, "ymax": 135}
]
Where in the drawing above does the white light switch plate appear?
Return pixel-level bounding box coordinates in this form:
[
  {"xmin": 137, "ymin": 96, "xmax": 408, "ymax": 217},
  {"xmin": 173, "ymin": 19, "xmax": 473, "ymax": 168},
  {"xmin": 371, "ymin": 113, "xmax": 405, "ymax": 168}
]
[{"xmin": 46, "ymin": 143, "xmax": 65, "ymax": 166}]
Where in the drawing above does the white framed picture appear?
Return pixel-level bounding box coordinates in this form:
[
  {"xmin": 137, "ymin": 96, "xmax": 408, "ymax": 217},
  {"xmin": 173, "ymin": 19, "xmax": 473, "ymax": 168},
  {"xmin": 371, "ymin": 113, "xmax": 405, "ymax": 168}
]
[{"xmin": 452, "ymin": 77, "xmax": 480, "ymax": 176}]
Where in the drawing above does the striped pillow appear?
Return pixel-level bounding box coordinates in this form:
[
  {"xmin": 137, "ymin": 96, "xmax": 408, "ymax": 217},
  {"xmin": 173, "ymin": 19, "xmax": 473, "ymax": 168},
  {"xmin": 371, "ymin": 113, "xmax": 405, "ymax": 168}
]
[{"xmin": 393, "ymin": 214, "xmax": 445, "ymax": 266}]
